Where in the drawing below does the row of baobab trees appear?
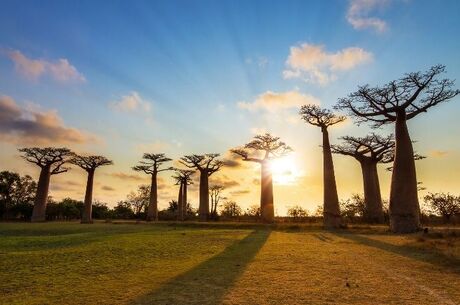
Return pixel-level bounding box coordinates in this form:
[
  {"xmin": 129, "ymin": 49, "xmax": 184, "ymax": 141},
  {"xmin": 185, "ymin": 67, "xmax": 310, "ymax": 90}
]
[{"xmin": 17, "ymin": 65, "xmax": 459, "ymax": 233}]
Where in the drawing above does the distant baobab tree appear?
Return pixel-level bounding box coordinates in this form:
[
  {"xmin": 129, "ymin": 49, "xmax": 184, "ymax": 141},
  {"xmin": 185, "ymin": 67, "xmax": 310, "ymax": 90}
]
[
  {"xmin": 18, "ymin": 147, "xmax": 74, "ymax": 222},
  {"xmin": 299, "ymin": 105, "xmax": 345, "ymax": 228},
  {"xmin": 336, "ymin": 65, "xmax": 459, "ymax": 233},
  {"xmin": 172, "ymin": 169, "xmax": 194, "ymax": 221},
  {"xmin": 231, "ymin": 133, "xmax": 292, "ymax": 223},
  {"xmin": 133, "ymin": 153, "xmax": 173, "ymax": 221},
  {"xmin": 71, "ymin": 155, "xmax": 113, "ymax": 223},
  {"xmin": 180, "ymin": 154, "xmax": 223, "ymax": 221},
  {"xmin": 331, "ymin": 134, "xmax": 394, "ymax": 223}
]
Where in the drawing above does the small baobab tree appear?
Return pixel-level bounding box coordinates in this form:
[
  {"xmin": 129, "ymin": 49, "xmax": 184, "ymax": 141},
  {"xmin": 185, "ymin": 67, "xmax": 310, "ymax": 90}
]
[
  {"xmin": 336, "ymin": 65, "xmax": 459, "ymax": 233},
  {"xmin": 299, "ymin": 105, "xmax": 346, "ymax": 228},
  {"xmin": 180, "ymin": 154, "xmax": 223, "ymax": 221},
  {"xmin": 71, "ymin": 155, "xmax": 113, "ymax": 223},
  {"xmin": 331, "ymin": 134, "xmax": 394, "ymax": 223},
  {"xmin": 18, "ymin": 147, "xmax": 74, "ymax": 222},
  {"xmin": 172, "ymin": 169, "xmax": 194, "ymax": 221},
  {"xmin": 133, "ymin": 153, "xmax": 173, "ymax": 221},
  {"xmin": 231, "ymin": 133, "xmax": 292, "ymax": 223}
]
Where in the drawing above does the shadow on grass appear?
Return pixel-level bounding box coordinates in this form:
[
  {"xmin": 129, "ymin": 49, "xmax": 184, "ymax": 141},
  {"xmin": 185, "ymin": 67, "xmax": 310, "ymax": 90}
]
[
  {"xmin": 130, "ymin": 229, "xmax": 270, "ymax": 305},
  {"xmin": 334, "ymin": 233, "xmax": 460, "ymax": 273}
]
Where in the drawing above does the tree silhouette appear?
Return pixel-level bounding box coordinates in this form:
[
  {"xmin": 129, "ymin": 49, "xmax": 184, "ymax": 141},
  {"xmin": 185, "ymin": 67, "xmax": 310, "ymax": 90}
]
[
  {"xmin": 209, "ymin": 184, "xmax": 226, "ymax": 219},
  {"xmin": 180, "ymin": 154, "xmax": 223, "ymax": 221},
  {"xmin": 71, "ymin": 155, "xmax": 113, "ymax": 223},
  {"xmin": 336, "ymin": 65, "xmax": 459, "ymax": 232},
  {"xmin": 231, "ymin": 133, "xmax": 292, "ymax": 223},
  {"xmin": 172, "ymin": 169, "xmax": 194, "ymax": 221},
  {"xmin": 133, "ymin": 153, "xmax": 173, "ymax": 221},
  {"xmin": 18, "ymin": 147, "xmax": 73, "ymax": 222},
  {"xmin": 331, "ymin": 134, "xmax": 394, "ymax": 223},
  {"xmin": 299, "ymin": 105, "xmax": 345, "ymax": 228}
]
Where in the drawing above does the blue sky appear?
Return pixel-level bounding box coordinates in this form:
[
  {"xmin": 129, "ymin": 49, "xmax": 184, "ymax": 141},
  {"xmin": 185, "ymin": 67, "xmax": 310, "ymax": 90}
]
[{"xmin": 1, "ymin": 0, "xmax": 460, "ymax": 213}]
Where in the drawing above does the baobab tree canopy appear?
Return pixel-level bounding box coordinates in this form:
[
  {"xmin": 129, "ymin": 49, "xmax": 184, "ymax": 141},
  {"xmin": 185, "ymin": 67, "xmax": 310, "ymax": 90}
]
[
  {"xmin": 19, "ymin": 147, "xmax": 73, "ymax": 175},
  {"xmin": 231, "ymin": 133, "xmax": 292, "ymax": 162},
  {"xmin": 231, "ymin": 133, "xmax": 292, "ymax": 223},
  {"xmin": 331, "ymin": 134, "xmax": 395, "ymax": 163},
  {"xmin": 335, "ymin": 65, "xmax": 460, "ymax": 126},
  {"xmin": 133, "ymin": 153, "xmax": 173, "ymax": 174},
  {"xmin": 299, "ymin": 105, "xmax": 346, "ymax": 129},
  {"xmin": 71, "ymin": 155, "xmax": 113, "ymax": 171}
]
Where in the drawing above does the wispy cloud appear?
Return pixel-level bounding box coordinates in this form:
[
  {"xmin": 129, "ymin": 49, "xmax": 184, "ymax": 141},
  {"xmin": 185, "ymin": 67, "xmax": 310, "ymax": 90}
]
[
  {"xmin": 283, "ymin": 43, "xmax": 373, "ymax": 85},
  {"xmin": 6, "ymin": 49, "xmax": 86, "ymax": 83},
  {"xmin": 346, "ymin": 0, "xmax": 389, "ymax": 33},
  {"xmin": 238, "ymin": 90, "xmax": 320, "ymax": 111},
  {"xmin": 429, "ymin": 150, "xmax": 448, "ymax": 158},
  {"xmin": 108, "ymin": 172, "xmax": 147, "ymax": 181},
  {"xmin": 109, "ymin": 91, "xmax": 151, "ymax": 113},
  {"xmin": 0, "ymin": 95, "xmax": 94, "ymax": 145}
]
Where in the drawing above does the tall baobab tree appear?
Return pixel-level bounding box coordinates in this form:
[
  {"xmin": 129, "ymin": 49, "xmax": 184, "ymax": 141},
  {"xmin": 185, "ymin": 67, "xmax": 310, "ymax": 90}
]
[
  {"xmin": 180, "ymin": 154, "xmax": 223, "ymax": 221},
  {"xmin": 231, "ymin": 133, "xmax": 292, "ymax": 223},
  {"xmin": 299, "ymin": 105, "xmax": 346, "ymax": 228},
  {"xmin": 331, "ymin": 134, "xmax": 394, "ymax": 223},
  {"xmin": 18, "ymin": 147, "xmax": 74, "ymax": 222},
  {"xmin": 133, "ymin": 153, "xmax": 173, "ymax": 221},
  {"xmin": 71, "ymin": 155, "xmax": 113, "ymax": 223},
  {"xmin": 336, "ymin": 65, "xmax": 459, "ymax": 233},
  {"xmin": 172, "ymin": 169, "xmax": 194, "ymax": 221}
]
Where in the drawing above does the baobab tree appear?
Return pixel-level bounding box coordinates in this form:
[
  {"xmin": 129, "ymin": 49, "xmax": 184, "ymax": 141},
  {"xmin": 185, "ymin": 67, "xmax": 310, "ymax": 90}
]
[
  {"xmin": 299, "ymin": 105, "xmax": 346, "ymax": 228},
  {"xmin": 18, "ymin": 147, "xmax": 74, "ymax": 222},
  {"xmin": 331, "ymin": 134, "xmax": 394, "ymax": 223},
  {"xmin": 231, "ymin": 133, "xmax": 292, "ymax": 223},
  {"xmin": 180, "ymin": 154, "xmax": 223, "ymax": 221},
  {"xmin": 172, "ymin": 169, "xmax": 194, "ymax": 221},
  {"xmin": 336, "ymin": 65, "xmax": 459, "ymax": 233},
  {"xmin": 71, "ymin": 155, "xmax": 113, "ymax": 223},
  {"xmin": 133, "ymin": 153, "xmax": 172, "ymax": 221}
]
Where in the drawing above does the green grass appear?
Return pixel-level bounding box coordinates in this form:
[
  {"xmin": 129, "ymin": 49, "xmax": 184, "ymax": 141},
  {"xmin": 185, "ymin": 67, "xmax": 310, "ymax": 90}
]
[{"xmin": 0, "ymin": 222, "xmax": 459, "ymax": 305}]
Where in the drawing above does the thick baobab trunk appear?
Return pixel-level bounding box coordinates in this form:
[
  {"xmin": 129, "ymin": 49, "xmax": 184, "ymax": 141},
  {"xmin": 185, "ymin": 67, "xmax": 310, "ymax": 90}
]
[
  {"xmin": 260, "ymin": 161, "xmax": 274, "ymax": 223},
  {"xmin": 360, "ymin": 160, "xmax": 384, "ymax": 223},
  {"xmin": 389, "ymin": 112, "xmax": 420, "ymax": 233},
  {"xmin": 31, "ymin": 165, "xmax": 51, "ymax": 222},
  {"xmin": 321, "ymin": 128, "xmax": 341, "ymax": 228},
  {"xmin": 146, "ymin": 172, "xmax": 158, "ymax": 221},
  {"xmin": 177, "ymin": 182, "xmax": 183, "ymax": 221},
  {"xmin": 198, "ymin": 170, "xmax": 209, "ymax": 221},
  {"xmin": 81, "ymin": 170, "xmax": 95, "ymax": 223}
]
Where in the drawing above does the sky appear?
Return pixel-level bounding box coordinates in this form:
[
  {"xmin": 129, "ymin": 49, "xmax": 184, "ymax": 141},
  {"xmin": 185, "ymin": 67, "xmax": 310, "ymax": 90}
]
[{"xmin": 1, "ymin": 0, "xmax": 460, "ymax": 215}]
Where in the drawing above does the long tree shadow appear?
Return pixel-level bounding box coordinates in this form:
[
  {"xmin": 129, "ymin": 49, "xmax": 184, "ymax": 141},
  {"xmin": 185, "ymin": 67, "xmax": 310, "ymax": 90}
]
[
  {"xmin": 131, "ymin": 229, "xmax": 270, "ymax": 305},
  {"xmin": 334, "ymin": 232, "xmax": 460, "ymax": 273}
]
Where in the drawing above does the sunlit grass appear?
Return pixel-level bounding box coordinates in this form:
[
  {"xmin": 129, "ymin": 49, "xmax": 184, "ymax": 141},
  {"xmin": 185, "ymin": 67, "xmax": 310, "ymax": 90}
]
[{"xmin": 0, "ymin": 222, "xmax": 459, "ymax": 305}]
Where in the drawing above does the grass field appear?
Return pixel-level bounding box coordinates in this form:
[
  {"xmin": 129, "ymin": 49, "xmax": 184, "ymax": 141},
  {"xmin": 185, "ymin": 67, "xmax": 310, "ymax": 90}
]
[{"xmin": 0, "ymin": 222, "xmax": 459, "ymax": 305}]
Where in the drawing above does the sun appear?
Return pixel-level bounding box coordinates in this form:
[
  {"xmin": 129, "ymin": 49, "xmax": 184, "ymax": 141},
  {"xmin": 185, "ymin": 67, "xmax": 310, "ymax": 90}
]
[{"xmin": 269, "ymin": 155, "xmax": 301, "ymax": 185}]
